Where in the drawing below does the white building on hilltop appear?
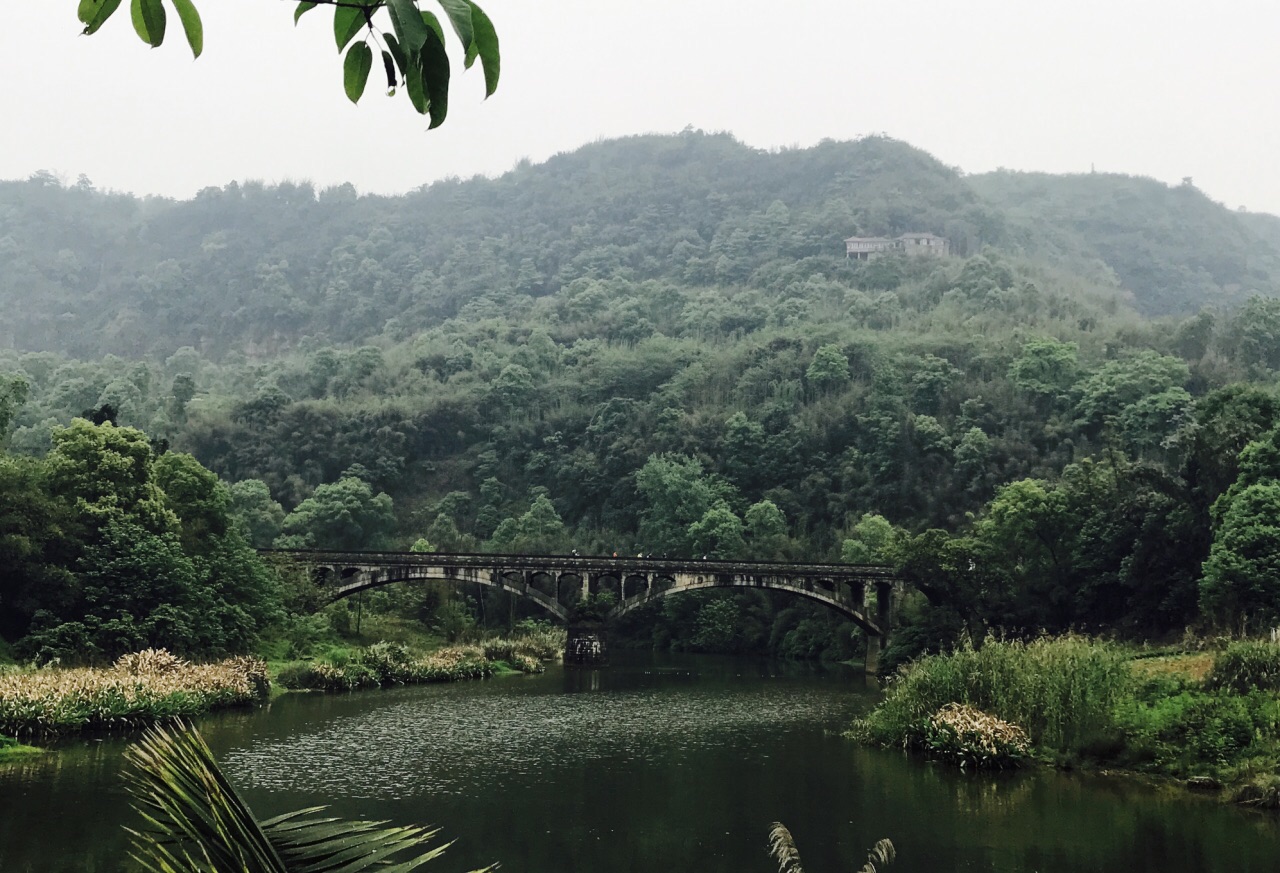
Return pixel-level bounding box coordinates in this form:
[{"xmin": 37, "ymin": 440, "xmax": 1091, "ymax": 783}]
[{"xmin": 845, "ymin": 232, "xmax": 949, "ymax": 260}]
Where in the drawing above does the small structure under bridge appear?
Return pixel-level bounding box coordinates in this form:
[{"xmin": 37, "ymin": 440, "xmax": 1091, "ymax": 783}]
[{"xmin": 264, "ymin": 550, "xmax": 904, "ymax": 673}]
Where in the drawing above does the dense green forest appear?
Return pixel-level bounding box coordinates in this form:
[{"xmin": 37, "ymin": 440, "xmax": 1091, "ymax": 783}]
[{"xmin": 5, "ymin": 132, "xmax": 1280, "ymax": 665}]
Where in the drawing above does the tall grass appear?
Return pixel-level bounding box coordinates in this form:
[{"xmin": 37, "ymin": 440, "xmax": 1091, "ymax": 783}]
[
  {"xmin": 276, "ymin": 629, "xmax": 567, "ymax": 692},
  {"xmin": 1205, "ymin": 641, "xmax": 1280, "ymax": 693},
  {"xmin": 0, "ymin": 650, "xmax": 268, "ymax": 737},
  {"xmin": 853, "ymin": 635, "xmax": 1133, "ymax": 756}
]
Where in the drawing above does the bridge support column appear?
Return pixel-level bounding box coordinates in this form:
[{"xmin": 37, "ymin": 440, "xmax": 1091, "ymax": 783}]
[
  {"xmin": 564, "ymin": 620, "xmax": 608, "ymax": 666},
  {"xmin": 864, "ymin": 580, "xmax": 898, "ymax": 675}
]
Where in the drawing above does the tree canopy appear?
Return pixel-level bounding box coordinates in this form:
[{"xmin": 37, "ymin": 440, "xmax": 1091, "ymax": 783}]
[{"xmin": 74, "ymin": 0, "xmax": 499, "ymax": 124}]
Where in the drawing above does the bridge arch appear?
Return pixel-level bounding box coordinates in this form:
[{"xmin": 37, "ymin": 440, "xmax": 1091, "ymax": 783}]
[
  {"xmin": 324, "ymin": 565, "xmax": 569, "ymax": 622},
  {"xmin": 607, "ymin": 573, "xmax": 883, "ymax": 636}
]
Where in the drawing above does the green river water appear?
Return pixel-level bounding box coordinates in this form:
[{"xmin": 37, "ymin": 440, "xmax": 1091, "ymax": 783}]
[{"xmin": 1, "ymin": 653, "xmax": 1278, "ymax": 872}]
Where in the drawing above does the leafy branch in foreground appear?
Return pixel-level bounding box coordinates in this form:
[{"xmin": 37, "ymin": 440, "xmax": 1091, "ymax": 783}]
[
  {"xmin": 74, "ymin": 0, "xmax": 499, "ymax": 125},
  {"xmin": 123, "ymin": 720, "xmax": 494, "ymax": 873},
  {"xmin": 768, "ymin": 822, "xmax": 895, "ymax": 873}
]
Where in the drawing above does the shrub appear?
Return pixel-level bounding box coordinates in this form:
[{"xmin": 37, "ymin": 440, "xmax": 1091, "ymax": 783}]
[
  {"xmin": 853, "ymin": 635, "xmax": 1132, "ymax": 756},
  {"xmin": 274, "ymin": 662, "xmax": 315, "ymax": 690},
  {"xmin": 1116, "ymin": 689, "xmax": 1278, "ymax": 770},
  {"xmin": 924, "ymin": 703, "xmax": 1030, "ymax": 769},
  {"xmin": 1206, "ymin": 641, "xmax": 1280, "ymax": 693},
  {"xmin": 358, "ymin": 642, "xmax": 416, "ymax": 684}
]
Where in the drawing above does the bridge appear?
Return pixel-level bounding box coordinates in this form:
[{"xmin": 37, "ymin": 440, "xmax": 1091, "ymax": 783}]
[{"xmin": 264, "ymin": 549, "xmax": 903, "ymax": 673}]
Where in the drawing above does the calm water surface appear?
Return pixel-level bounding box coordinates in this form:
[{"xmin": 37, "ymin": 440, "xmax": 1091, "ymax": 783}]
[{"xmin": 2, "ymin": 653, "xmax": 1278, "ymax": 872}]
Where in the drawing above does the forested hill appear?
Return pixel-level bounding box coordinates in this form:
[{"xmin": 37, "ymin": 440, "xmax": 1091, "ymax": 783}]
[
  {"xmin": 3, "ymin": 132, "xmax": 1277, "ymax": 359},
  {"xmin": 969, "ymin": 170, "xmax": 1280, "ymax": 316},
  {"xmin": 12, "ymin": 132, "xmax": 1280, "ymax": 657}
]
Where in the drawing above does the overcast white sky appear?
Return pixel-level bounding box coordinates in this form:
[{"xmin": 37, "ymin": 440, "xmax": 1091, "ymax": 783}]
[{"xmin": 3, "ymin": 1, "xmax": 1279, "ymax": 213}]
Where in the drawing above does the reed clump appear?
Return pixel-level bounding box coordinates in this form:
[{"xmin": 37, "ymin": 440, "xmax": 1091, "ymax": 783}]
[
  {"xmin": 0, "ymin": 649, "xmax": 269, "ymax": 737},
  {"xmin": 276, "ymin": 630, "xmax": 563, "ymax": 692},
  {"xmin": 923, "ymin": 703, "xmax": 1031, "ymax": 769},
  {"xmin": 482, "ymin": 628, "xmax": 565, "ymax": 665},
  {"xmin": 853, "ymin": 635, "xmax": 1132, "ymax": 758}
]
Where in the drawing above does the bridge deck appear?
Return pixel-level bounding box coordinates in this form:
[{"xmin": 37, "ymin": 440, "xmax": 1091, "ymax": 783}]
[{"xmin": 261, "ymin": 549, "xmax": 897, "ymax": 581}]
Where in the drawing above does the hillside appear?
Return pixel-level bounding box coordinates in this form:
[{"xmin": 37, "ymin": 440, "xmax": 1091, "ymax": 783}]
[
  {"xmin": 969, "ymin": 170, "xmax": 1280, "ymax": 315},
  {"xmin": 8, "ymin": 133, "xmax": 1278, "ymax": 361},
  {"xmin": 8, "ymin": 134, "xmax": 1280, "ymax": 657}
]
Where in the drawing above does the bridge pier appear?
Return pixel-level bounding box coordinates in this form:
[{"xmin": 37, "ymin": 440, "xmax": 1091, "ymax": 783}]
[
  {"xmin": 863, "ymin": 580, "xmax": 899, "ymax": 675},
  {"xmin": 564, "ymin": 620, "xmax": 608, "ymax": 666}
]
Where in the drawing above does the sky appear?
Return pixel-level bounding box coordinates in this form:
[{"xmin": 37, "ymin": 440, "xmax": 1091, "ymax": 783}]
[{"xmin": 3, "ymin": 1, "xmax": 1280, "ymax": 213}]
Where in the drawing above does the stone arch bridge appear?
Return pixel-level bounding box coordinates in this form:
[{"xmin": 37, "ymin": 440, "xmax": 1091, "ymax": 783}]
[{"xmin": 264, "ymin": 550, "xmax": 902, "ymax": 672}]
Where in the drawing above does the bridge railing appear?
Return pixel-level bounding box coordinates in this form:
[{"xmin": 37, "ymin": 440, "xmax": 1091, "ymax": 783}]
[{"xmin": 260, "ymin": 548, "xmax": 899, "ymax": 581}]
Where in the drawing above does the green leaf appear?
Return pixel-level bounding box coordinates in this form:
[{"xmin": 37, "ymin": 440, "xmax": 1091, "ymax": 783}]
[
  {"xmin": 466, "ymin": 1, "xmax": 500, "ymax": 97},
  {"xmin": 168, "ymin": 0, "xmax": 202, "ymax": 58},
  {"xmin": 383, "ymin": 32, "xmax": 407, "ymax": 75},
  {"xmin": 343, "ymin": 42, "xmax": 374, "ymax": 104},
  {"xmin": 404, "ymin": 61, "xmax": 428, "ymax": 114},
  {"xmin": 436, "ymin": 0, "xmax": 474, "ymax": 57},
  {"xmin": 130, "ymin": 0, "xmax": 166, "ymax": 47},
  {"xmin": 386, "ymin": 0, "xmax": 428, "ymax": 52},
  {"xmin": 420, "ymin": 9, "xmax": 445, "ymax": 43},
  {"xmin": 334, "ymin": 5, "xmax": 365, "ymax": 52},
  {"xmin": 78, "ymin": 0, "xmax": 103, "ymax": 25},
  {"xmin": 294, "ymin": 1, "xmax": 318, "ymax": 25},
  {"xmin": 381, "ymin": 50, "xmax": 397, "ymax": 91},
  {"xmin": 79, "ymin": 0, "xmax": 124, "ymax": 35},
  {"xmin": 418, "ymin": 25, "xmax": 451, "ymax": 129}
]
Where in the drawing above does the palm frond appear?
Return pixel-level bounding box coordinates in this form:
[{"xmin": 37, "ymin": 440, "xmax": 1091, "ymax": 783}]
[
  {"xmin": 858, "ymin": 837, "xmax": 896, "ymax": 873},
  {"xmin": 122, "ymin": 720, "xmax": 494, "ymax": 873},
  {"xmin": 124, "ymin": 720, "xmax": 287, "ymax": 873},
  {"xmin": 769, "ymin": 822, "xmax": 894, "ymax": 873},
  {"xmin": 767, "ymin": 822, "xmax": 804, "ymax": 873}
]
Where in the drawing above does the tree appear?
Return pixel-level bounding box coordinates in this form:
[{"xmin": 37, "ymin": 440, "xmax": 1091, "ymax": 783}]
[
  {"xmin": 153, "ymin": 451, "xmax": 231, "ymax": 552},
  {"xmin": 0, "ymin": 456, "xmax": 78, "ymax": 642},
  {"xmin": 0, "ymin": 374, "xmax": 29, "ymax": 447},
  {"xmin": 487, "ymin": 494, "xmax": 568, "ymax": 554},
  {"xmin": 1008, "ymin": 338, "xmax": 1078, "ymax": 398},
  {"xmin": 44, "ymin": 419, "xmax": 176, "ymax": 535},
  {"xmin": 688, "ymin": 502, "xmax": 745, "ymax": 559},
  {"xmin": 275, "ymin": 475, "xmax": 396, "ymax": 550},
  {"xmin": 841, "ymin": 513, "xmax": 896, "ymax": 565},
  {"xmin": 744, "ymin": 499, "xmax": 788, "ymax": 559},
  {"xmin": 805, "ymin": 343, "xmax": 850, "ymax": 393},
  {"xmin": 229, "ymin": 479, "xmax": 286, "ymax": 548},
  {"xmin": 74, "ymin": 0, "xmax": 499, "ymax": 124},
  {"xmin": 1075, "ymin": 351, "xmax": 1189, "ymax": 430},
  {"xmin": 1201, "ymin": 483, "xmax": 1280, "ymax": 632},
  {"xmin": 635, "ymin": 454, "xmax": 734, "ymax": 556}
]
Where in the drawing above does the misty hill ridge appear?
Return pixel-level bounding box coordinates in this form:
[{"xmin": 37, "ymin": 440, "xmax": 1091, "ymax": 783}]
[{"xmin": 1, "ymin": 133, "xmax": 1277, "ymax": 358}]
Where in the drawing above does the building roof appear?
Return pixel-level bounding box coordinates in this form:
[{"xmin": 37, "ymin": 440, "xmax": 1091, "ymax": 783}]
[
  {"xmin": 844, "ymin": 236, "xmax": 895, "ymax": 244},
  {"xmin": 897, "ymin": 232, "xmax": 945, "ymax": 240}
]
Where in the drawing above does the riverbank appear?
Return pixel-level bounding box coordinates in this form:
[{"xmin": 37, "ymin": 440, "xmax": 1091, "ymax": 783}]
[
  {"xmin": 0, "ymin": 628, "xmax": 567, "ymax": 739},
  {"xmin": 0, "ymin": 649, "xmax": 269, "ymax": 738},
  {"xmin": 0, "ymin": 734, "xmax": 43, "ymax": 762},
  {"xmin": 851, "ymin": 636, "xmax": 1280, "ymax": 808}
]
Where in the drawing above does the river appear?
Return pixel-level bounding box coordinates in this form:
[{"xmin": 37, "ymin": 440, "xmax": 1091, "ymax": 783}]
[{"xmin": 2, "ymin": 653, "xmax": 1278, "ymax": 872}]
